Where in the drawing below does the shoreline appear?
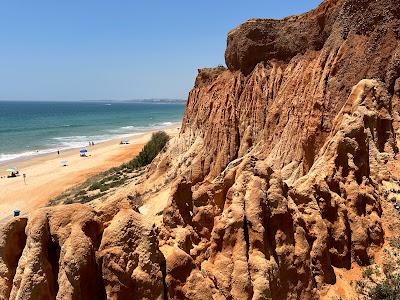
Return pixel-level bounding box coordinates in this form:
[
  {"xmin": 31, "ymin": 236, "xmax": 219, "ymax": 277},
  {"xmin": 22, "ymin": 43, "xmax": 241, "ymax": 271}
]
[
  {"xmin": 0, "ymin": 123, "xmax": 180, "ymax": 221},
  {"xmin": 0, "ymin": 121, "xmax": 181, "ymax": 167}
]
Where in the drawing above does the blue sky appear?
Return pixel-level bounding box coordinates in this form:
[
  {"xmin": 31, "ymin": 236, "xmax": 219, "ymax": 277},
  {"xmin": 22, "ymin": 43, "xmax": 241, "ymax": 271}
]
[{"xmin": 0, "ymin": 1, "xmax": 321, "ymax": 101}]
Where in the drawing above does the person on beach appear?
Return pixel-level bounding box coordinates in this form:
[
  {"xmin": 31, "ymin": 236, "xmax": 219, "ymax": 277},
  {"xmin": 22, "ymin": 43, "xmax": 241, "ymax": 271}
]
[
  {"xmin": 23, "ymin": 173, "xmax": 26, "ymax": 185},
  {"xmin": 57, "ymin": 150, "xmax": 60, "ymax": 155}
]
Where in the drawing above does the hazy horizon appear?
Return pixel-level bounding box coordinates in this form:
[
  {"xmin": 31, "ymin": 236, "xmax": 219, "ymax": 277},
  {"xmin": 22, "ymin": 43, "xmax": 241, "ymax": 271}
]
[
  {"xmin": 0, "ymin": 98, "xmax": 187, "ymax": 102},
  {"xmin": 0, "ymin": 1, "xmax": 321, "ymax": 101}
]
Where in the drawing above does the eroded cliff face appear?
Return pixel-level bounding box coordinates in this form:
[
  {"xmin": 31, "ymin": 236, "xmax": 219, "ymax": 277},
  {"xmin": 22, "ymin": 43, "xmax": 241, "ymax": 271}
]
[
  {"xmin": 1, "ymin": 0, "xmax": 400, "ymax": 299},
  {"xmin": 180, "ymin": 0, "xmax": 399, "ymax": 182}
]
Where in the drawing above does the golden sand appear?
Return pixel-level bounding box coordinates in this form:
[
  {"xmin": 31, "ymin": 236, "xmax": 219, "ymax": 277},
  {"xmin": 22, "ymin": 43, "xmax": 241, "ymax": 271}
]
[{"xmin": 0, "ymin": 125, "xmax": 180, "ymax": 221}]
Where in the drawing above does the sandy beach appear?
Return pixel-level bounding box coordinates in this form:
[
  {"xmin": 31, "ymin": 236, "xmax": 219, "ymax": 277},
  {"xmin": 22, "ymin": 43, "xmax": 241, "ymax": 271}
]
[{"xmin": 0, "ymin": 125, "xmax": 180, "ymax": 221}]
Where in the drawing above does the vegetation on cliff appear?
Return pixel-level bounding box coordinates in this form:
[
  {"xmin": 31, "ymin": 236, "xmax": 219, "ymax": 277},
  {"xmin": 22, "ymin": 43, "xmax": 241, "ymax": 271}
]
[
  {"xmin": 48, "ymin": 131, "xmax": 170, "ymax": 206},
  {"xmin": 124, "ymin": 131, "xmax": 170, "ymax": 171}
]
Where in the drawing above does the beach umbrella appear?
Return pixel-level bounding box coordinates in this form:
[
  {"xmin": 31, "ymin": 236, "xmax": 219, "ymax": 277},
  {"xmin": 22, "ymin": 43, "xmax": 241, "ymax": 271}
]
[
  {"xmin": 60, "ymin": 160, "xmax": 68, "ymax": 166},
  {"xmin": 6, "ymin": 166, "xmax": 17, "ymax": 172},
  {"xmin": 79, "ymin": 149, "xmax": 88, "ymax": 153}
]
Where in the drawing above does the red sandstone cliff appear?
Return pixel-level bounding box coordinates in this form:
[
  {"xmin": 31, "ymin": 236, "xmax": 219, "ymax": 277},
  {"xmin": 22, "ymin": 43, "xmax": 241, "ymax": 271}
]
[{"xmin": 1, "ymin": 0, "xmax": 400, "ymax": 299}]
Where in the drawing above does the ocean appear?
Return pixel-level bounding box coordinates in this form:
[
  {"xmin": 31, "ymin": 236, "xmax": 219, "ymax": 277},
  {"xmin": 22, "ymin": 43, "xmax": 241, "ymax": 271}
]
[{"xmin": 0, "ymin": 101, "xmax": 185, "ymax": 163}]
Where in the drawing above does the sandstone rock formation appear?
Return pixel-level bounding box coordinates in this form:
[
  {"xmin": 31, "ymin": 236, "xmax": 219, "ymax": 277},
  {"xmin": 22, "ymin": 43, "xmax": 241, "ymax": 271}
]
[{"xmin": 1, "ymin": 0, "xmax": 400, "ymax": 299}]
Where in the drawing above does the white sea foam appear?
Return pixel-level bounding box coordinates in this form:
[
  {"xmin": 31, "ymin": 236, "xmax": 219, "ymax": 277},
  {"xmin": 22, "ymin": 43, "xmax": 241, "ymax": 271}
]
[
  {"xmin": 0, "ymin": 148, "xmax": 61, "ymax": 163},
  {"xmin": 0, "ymin": 152, "xmax": 33, "ymax": 163},
  {"xmin": 0, "ymin": 121, "xmax": 179, "ymax": 164},
  {"xmin": 52, "ymin": 134, "xmax": 114, "ymax": 148},
  {"xmin": 108, "ymin": 121, "xmax": 177, "ymax": 135}
]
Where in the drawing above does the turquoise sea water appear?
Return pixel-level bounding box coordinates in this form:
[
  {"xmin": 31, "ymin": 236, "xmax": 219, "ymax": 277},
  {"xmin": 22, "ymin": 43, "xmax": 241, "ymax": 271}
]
[{"xmin": 0, "ymin": 101, "xmax": 185, "ymax": 163}]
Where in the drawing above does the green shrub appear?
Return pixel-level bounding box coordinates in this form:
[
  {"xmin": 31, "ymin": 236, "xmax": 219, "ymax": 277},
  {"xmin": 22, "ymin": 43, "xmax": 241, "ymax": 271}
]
[
  {"xmin": 389, "ymin": 237, "xmax": 400, "ymax": 249},
  {"xmin": 369, "ymin": 274, "xmax": 400, "ymax": 299},
  {"xmin": 76, "ymin": 190, "xmax": 86, "ymax": 196},
  {"xmin": 89, "ymin": 181, "xmax": 102, "ymax": 191},
  {"xmin": 102, "ymin": 174, "xmax": 119, "ymax": 183},
  {"xmin": 125, "ymin": 131, "xmax": 169, "ymax": 170},
  {"xmin": 95, "ymin": 176, "xmax": 128, "ymax": 193},
  {"xmin": 363, "ymin": 267, "xmax": 375, "ymax": 278},
  {"xmin": 383, "ymin": 263, "xmax": 395, "ymax": 277},
  {"xmin": 64, "ymin": 198, "xmax": 73, "ymax": 205},
  {"xmin": 78, "ymin": 193, "xmax": 104, "ymax": 204},
  {"xmin": 99, "ymin": 185, "xmax": 109, "ymax": 193}
]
